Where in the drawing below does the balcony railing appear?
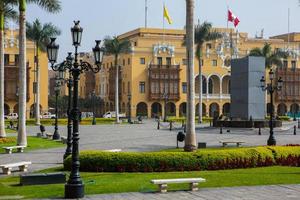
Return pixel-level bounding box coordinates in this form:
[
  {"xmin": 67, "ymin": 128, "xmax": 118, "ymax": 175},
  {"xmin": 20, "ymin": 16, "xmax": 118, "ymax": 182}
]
[{"xmin": 149, "ymin": 64, "xmax": 180, "ymax": 70}]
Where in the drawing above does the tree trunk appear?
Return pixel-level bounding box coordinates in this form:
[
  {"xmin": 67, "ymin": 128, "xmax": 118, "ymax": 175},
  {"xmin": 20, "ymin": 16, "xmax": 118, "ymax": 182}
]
[
  {"xmin": 184, "ymin": 0, "xmax": 197, "ymax": 152},
  {"xmin": 35, "ymin": 43, "xmax": 40, "ymax": 125},
  {"xmin": 198, "ymin": 55, "xmax": 202, "ymax": 123},
  {"xmin": 17, "ymin": 0, "xmax": 27, "ymax": 146},
  {"xmin": 0, "ymin": 10, "xmax": 6, "ymax": 138},
  {"xmin": 115, "ymin": 55, "xmax": 120, "ymax": 123}
]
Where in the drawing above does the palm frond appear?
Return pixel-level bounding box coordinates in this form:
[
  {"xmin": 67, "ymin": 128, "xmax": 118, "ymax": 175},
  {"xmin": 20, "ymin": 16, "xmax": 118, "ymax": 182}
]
[
  {"xmin": 249, "ymin": 48, "xmax": 263, "ymax": 56},
  {"xmin": 27, "ymin": 0, "xmax": 61, "ymax": 13}
]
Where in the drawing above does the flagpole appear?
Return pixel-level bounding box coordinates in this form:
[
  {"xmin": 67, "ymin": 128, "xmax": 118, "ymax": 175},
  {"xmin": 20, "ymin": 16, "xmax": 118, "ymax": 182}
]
[
  {"xmin": 145, "ymin": 0, "xmax": 148, "ymax": 28},
  {"xmin": 226, "ymin": 5, "xmax": 229, "ymax": 29},
  {"xmin": 163, "ymin": 2, "xmax": 165, "ymax": 43}
]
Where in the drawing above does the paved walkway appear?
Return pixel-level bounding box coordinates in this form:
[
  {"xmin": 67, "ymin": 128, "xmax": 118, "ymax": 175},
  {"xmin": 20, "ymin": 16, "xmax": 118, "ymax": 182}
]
[
  {"xmin": 41, "ymin": 185, "xmax": 299, "ymax": 200},
  {"xmin": 1, "ymin": 120, "xmax": 300, "ymax": 174}
]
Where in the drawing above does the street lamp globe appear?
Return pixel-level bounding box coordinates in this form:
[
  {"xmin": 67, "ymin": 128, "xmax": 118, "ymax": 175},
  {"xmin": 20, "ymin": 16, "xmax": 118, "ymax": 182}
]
[
  {"xmin": 71, "ymin": 21, "xmax": 83, "ymax": 47},
  {"xmin": 47, "ymin": 38, "xmax": 59, "ymax": 65},
  {"xmin": 66, "ymin": 52, "xmax": 73, "ymax": 63},
  {"xmin": 260, "ymin": 76, "xmax": 265, "ymax": 88},
  {"xmin": 93, "ymin": 40, "xmax": 104, "ymax": 65}
]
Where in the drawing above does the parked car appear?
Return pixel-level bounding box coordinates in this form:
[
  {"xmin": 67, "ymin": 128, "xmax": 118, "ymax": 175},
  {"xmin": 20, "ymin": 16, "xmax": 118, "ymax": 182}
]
[
  {"xmin": 103, "ymin": 111, "xmax": 126, "ymax": 118},
  {"xmin": 41, "ymin": 112, "xmax": 56, "ymax": 119},
  {"xmin": 4, "ymin": 113, "xmax": 18, "ymax": 120}
]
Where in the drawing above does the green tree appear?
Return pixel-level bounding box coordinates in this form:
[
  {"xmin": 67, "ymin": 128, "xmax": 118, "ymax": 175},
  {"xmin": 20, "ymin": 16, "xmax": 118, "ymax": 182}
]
[
  {"xmin": 249, "ymin": 43, "xmax": 288, "ymax": 68},
  {"xmin": 26, "ymin": 18, "xmax": 60, "ymax": 125},
  {"xmin": 103, "ymin": 36, "xmax": 131, "ymax": 123},
  {"xmin": 0, "ymin": 2, "xmax": 18, "ymax": 138},
  {"xmin": 184, "ymin": 0, "xmax": 196, "ymax": 152},
  {"xmin": 194, "ymin": 22, "xmax": 222, "ymax": 123},
  {"xmin": 17, "ymin": 0, "xmax": 61, "ymax": 146}
]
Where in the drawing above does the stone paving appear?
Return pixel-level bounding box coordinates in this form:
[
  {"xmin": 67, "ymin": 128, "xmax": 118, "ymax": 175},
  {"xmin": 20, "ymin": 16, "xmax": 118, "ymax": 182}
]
[
  {"xmin": 1, "ymin": 120, "xmax": 300, "ymax": 199},
  {"xmin": 1, "ymin": 119, "xmax": 300, "ymax": 173},
  {"xmin": 42, "ymin": 184, "xmax": 300, "ymax": 200}
]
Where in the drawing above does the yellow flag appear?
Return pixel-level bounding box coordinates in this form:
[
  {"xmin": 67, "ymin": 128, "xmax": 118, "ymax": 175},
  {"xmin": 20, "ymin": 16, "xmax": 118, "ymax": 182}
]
[{"xmin": 164, "ymin": 5, "xmax": 173, "ymax": 24}]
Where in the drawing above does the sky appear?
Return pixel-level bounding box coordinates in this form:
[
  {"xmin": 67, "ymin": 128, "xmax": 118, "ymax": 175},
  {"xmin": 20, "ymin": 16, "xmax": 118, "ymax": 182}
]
[{"xmin": 21, "ymin": 0, "xmax": 300, "ymax": 61}]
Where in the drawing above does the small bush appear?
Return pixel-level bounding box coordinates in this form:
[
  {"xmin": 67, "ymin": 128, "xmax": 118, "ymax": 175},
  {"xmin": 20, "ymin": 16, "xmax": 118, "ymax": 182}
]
[
  {"xmin": 64, "ymin": 147, "xmax": 300, "ymax": 172},
  {"xmin": 0, "ymin": 137, "xmax": 15, "ymax": 144}
]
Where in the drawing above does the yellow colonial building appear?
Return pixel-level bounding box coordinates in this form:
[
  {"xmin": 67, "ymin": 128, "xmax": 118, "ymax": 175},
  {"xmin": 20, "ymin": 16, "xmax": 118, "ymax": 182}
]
[
  {"xmin": 96, "ymin": 27, "xmax": 300, "ymax": 118},
  {"xmin": 3, "ymin": 29, "xmax": 48, "ymax": 118}
]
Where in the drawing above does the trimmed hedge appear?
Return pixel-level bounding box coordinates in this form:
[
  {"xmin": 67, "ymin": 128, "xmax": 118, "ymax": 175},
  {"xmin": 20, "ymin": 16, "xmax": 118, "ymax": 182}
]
[{"xmin": 64, "ymin": 147, "xmax": 300, "ymax": 172}]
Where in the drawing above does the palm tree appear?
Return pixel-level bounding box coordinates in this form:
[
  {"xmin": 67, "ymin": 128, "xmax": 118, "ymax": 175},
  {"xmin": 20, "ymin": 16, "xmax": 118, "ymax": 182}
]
[
  {"xmin": 17, "ymin": 0, "xmax": 61, "ymax": 146},
  {"xmin": 26, "ymin": 19, "xmax": 60, "ymax": 126},
  {"xmin": 103, "ymin": 36, "xmax": 131, "ymax": 123},
  {"xmin": 195, "ymin": 22, "xmax": 222, "ymax": 123},
  {"xmin": 184, "ymin": 0, "xmax": 197, "ymax": 152},
  {"xmin": 249, "ymin": 43, "xmax": 288, "ymax": 68},
  {"xmin": 0, "ymin": 2, "xmax": 18, "ymax": 138}
]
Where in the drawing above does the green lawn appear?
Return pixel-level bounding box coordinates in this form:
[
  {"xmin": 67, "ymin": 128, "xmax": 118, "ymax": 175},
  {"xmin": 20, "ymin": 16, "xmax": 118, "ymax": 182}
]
[
  {"xmin": 0, "ymin": 136, "xmax": 64, "ymax": 153},
  {"xmin": 0, "ymin": 166, "xmax": 299, "ymax": 199}
]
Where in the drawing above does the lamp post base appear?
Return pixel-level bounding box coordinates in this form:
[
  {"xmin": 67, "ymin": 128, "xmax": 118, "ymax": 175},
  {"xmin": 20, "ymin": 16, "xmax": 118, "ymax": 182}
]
[
  {"xmin": 267, "ymin": 136, "xmax": 276, "ymax": 146},
  {"xmin": 53, "ymin": 130, "xmax": 60, "ymax": 140},
  {"xmin": 92, "ymin": 117, "xmax": 96, "ymax": 125},
  {"xmin": 65, "ymin": 183, "xmax": 84, "ymax": 199}
]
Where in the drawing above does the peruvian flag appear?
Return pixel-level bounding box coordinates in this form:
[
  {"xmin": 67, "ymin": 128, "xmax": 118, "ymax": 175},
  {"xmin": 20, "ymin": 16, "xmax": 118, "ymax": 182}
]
[{"xmin": 228, "ymin": 9, "xmax": 240, "ymax": 27}]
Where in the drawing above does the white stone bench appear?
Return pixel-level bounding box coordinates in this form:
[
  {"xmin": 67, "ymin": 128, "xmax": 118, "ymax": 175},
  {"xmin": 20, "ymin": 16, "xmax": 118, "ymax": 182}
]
[
  {"xmin": 220, "ymin": 141, "xmax": 245, "ymax": 147},
  {"xmin": 0, "ymin": 161, "xmax": 31, "ymax": 175},
  {"xmin": 45, "ymin": 133, "xmax": 53, "ymax": 139},
  {"xmin": 61, "ymin": 136, "xmax": 67, "ymax": 144},
  {"xmin": 2, "ymin": 146, "xmax": 26, "ymax": 154},
  {"xmin": 103, "ymin": 149, "xmax": 122, "ymax": 152},
  {"xmin": 151, "ymin": 178, "xmax": 206, "ymax": 193}
]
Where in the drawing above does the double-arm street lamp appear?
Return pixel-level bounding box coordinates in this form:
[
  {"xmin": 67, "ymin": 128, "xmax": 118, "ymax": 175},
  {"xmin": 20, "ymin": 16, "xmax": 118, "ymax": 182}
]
[
  {"xmin": 91, "ymin": 90, "xmax": 96, "ymax": 125},
  {"xmin": 260, "ymin": 69, "xmax": 283, "ymax": 146},
  {"xmin": 47, "ymin": 21, "xmax": 104, "ymax": 199},
  {"xmin": 163, "ymin": 92, "xmax": 169, "ymax": 122},
  {"xmin": 127, "ymin": 93, "xmax": 132, "ymax": 123},
  {"xmin": 53, "ymin": 75, "xmax": 62, "ymax": 140}
]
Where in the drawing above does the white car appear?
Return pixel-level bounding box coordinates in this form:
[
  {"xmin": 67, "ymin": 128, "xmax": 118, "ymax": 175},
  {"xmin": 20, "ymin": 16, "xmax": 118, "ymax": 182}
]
[
  {"xmin": 4, "ymin": 113, "xmax": 18, "ymax": 120},
  {"xmin": 41, "ymin": 112, "xmax": 56, "ymax": 119},
  {"xmin": 103, "ymin": 111, "xmax": 126, "ymax": 118}
]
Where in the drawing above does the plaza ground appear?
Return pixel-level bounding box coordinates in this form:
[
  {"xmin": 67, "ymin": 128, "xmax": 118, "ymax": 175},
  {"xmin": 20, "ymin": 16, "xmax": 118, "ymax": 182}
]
[{"xmin": 0, "ymin": 119, "xmax": 300, "ymax": 199}]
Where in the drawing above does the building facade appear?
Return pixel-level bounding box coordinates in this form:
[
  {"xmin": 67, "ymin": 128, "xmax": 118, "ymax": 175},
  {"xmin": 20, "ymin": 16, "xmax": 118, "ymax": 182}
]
[
  {"xmin": 96, "ymin": 28, "xmax": 300, "ymax": 118},
  {"xmin": 3, "ymin": 29, "xmax": 49, "ymax": 118}
]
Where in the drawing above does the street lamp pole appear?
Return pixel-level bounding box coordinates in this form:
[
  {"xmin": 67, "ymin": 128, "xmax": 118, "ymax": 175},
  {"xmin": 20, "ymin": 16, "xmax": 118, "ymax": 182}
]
[
  {"xmin": 127, "ymin": 93, "xmax": 132, "ymax": 123},
  {"xmin": 53, "ymin": 76, "xmax": 61, "ymax": 140},
  {"xmin": 163, "ymin": 92, "xmax": 168, "ymax": 122},
  {"xmin": 92, "ymin": 90, "xmax": 96, "ymax": 125},
  {"xmin": 260, "ymin": 69, "xmax": 283, "ymax": 146},
  {"xmin": 47, "ymin": 21, "xmax": 104, "ymax": 199}
]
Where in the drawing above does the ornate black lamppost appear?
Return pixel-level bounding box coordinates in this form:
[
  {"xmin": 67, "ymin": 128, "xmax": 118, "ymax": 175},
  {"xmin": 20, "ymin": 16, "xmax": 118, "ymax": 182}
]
[
  {"xmin": 92, "ymin": 90, "xmax": 96, "ymax": 125},
  {"xmin": 127, "ymin": 93, "xmax": 132, "ymax": 123},
  {"xmin": 47, "ymin": 21, "xmax": 104, "ymax": 199},
  {"xmin": 260, "ymin": 69, "xmax": 283, "ymax": 146},
  {"xmin": 163, "ymin": 92, "xmax": 169, "ymax": 122},
  {"xmin": 48, "ymin": 52, "xmax": 74, "ymax": 159},
  {"xmin": 53, "ymin": 75, "xmax": 62, "ymax": 140}
]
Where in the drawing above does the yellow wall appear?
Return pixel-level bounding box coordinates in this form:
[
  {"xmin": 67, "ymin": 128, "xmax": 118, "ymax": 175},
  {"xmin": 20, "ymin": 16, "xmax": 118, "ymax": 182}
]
[{"xmin": 3, "ymin": 29, "xmax": 48, "ymax": 118}]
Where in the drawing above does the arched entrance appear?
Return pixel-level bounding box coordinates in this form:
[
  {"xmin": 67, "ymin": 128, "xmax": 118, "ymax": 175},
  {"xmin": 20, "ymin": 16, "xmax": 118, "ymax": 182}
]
[
  {"xmin": 195, "ymin": 103, "xmax": 206, "ymax": 117},
  {"xmin": 222, "ymin": 75, "xmax": 231, "ymax": 94},
  {"xmin": 277, "ymin": 103, "xmax": 287, "ymax": 116},
  {"xmin": 4, "ymin": 104, "xmax": 9, "ymax": 115},
  {"xmin": 166, "ymin": 102, "xmax": 176, "ymax": 116},
  {"xmin": 13, "ymin": 104, "xmax": 18, "ymax": 114},
  {"xmin": 208, "ymin": 75, "xmax": 220, "ymax": 94},
  {"xmin": 179, "ymin": 102, "xmax": 186, "ymax": 117},
  {"xmin": 30, "ymin": 104, "xmax": 42, "ymax": 118},
  {"xmin": 209, "ymin": 103, "xmax": 219, "ymax": 118},
  {"xmin": 195, "ymin": 75, "xmax": 207, "ymax": 94},
  {"xmin": 290, "ymin": 103, "xmax": 299, "ymax": 113},
  {"xmin": 136, "ymin": 102, "xmax": 148, "ymax": 117},
  {"xmin": 151, "ymin": 102, "xmax": 162, "ymax": 118},
  {"xmin": 222, "ymin": 103, "xmax": 230, "ymax": 117}
]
